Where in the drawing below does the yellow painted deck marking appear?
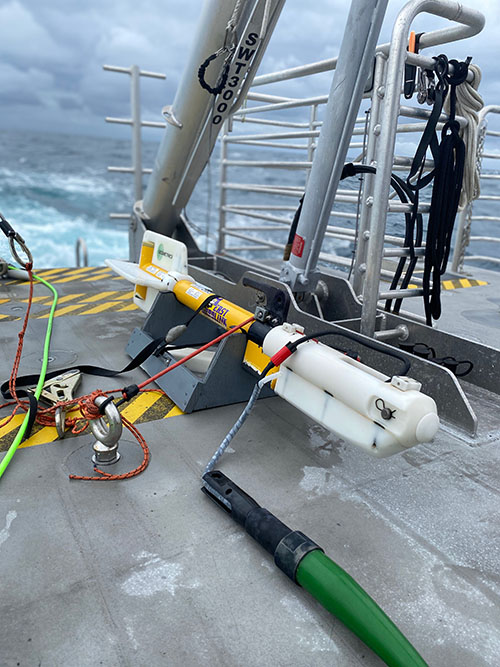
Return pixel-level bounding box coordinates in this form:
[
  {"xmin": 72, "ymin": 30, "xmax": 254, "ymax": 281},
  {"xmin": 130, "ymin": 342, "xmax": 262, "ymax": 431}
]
[
  {"xmin": 0, "ymin": 314, "xmax": 12, "ymax": 320},
  {"xmin": 39, "ymin": 303, "xmax": 85, "ymax": 318},
  {"xmin": 118, "ymin": 303, "xmax": 139, "ymax": 311},
  {"xmin": 18, "ymin": 426, "xmax": 59, "ymax": 449},
  {"xmin": 77, "ymin": 290, "xmax": 120, "ymax": 304},
  {"xmin": 459, "ymin": 278, "xmax": 470, "ymax": 288},
  {"xmin": 80, "ymin": 301, "xmax": 121, "ymax": 315},
  {"xmin": 33, "ymin": 268, "xmax": 69, "ymax": 278},
  {"xmin": 121, "ymin": 391, "xmax": 163, "ymax": 422},
  {"xmin": 56, "ymin": 292, "xmax": 87, "ymax": 304},
  {"xmin": 21, "ymin": 295, "xmax": 51, "ymax": 303},
  {"xmin": 0, "ymin": 413, "xmax": 25, "ymax": 438},
  {"xmin": 0, "ymin": 298, "xmax": 10, "ymax": 305},
  {"xmin": 442, "ymin": 280, "xmax": 454, "ymax": 290},
  {"xmin": 115, "ymin": 291, "xmax": 135, "ymax": 300},
  {"xmin": 51, "ymin": 275, "xmax": 90, "ymax": 284},
  {"xmin": 165, "ymin": 406, "xmax": 184, "ymax": 418},
  {"xmin": 82, "ymin": 270, "xmax": 112, "ymax": 282}
]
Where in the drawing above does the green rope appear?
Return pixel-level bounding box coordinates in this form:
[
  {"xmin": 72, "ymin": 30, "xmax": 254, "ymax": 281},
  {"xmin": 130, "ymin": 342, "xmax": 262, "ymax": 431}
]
[{"xmin": 0, "ymin": 270, "xmax": 58, "ymax": 479}]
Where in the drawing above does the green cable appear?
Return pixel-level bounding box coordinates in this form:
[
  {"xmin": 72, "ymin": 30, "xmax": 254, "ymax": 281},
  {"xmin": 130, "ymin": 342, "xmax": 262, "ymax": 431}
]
[{"xmin": 0, "ymin": 269, "xmax": 58, "ymax": 479}]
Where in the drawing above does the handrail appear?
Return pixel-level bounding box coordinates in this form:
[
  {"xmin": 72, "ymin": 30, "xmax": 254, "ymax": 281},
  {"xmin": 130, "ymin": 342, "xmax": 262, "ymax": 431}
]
[{"xmin": 360, "ymin": 0, "xmax": 485, "ymax": 336}]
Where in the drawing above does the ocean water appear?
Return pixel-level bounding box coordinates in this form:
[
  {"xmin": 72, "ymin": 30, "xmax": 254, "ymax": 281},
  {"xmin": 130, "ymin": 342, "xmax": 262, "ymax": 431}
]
[{"xmin": 0, "ymin": 129, "xmax": 498, "ymax": 271}]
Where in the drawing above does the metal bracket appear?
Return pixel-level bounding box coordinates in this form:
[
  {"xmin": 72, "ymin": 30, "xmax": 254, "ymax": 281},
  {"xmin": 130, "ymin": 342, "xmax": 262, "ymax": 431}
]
[
  {"xmin": 36, "ymin": 370, "xmax": 82, "ymax": 439},
  {"xmin": 242, "ymin": 275, "xmax": 290, "ymax": 326}
]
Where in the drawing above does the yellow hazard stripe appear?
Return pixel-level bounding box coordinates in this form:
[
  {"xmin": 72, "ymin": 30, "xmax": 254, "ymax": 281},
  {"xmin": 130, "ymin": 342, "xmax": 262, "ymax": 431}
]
[
  {"xmin": 120, "ymin": 391, "xmax": 164, "ymax": 422},
  {"xmin": 1, "ymin": 392, "xmax": 181, "ymax": 450},
  {"xmin": 441, "ymin": 278, "xmax": 488, "ymax": 290},
  {"xmin": 165, "ymin": 405, "xmax": 184, "ymax": 418}
]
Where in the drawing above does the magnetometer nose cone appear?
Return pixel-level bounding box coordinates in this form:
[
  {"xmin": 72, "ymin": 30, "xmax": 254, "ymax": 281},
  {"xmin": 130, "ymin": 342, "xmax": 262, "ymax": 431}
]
[{"xmin": 415, "ymin": 413, "xmax": 440, "ymax": 443}]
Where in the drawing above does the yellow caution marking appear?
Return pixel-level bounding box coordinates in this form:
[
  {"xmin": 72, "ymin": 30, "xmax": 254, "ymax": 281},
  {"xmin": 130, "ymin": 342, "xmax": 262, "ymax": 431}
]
[
  {"xmin": 0, "ymin": 314, "xmax": 13, "ymax": 320},
  {"xmin": 404, "ymin": 279, "xmax": 488, "ymax": 292},
  {"xmin": 165, "ymin": 405, "xmax": 184, "ymax": 418},
  {"xmin": 0, "ymin": 298, "xmax": 10, "ymax": 305},
  {"xmin": 121, "ymin": 391, "xmax": 163, "ymax": 422},
  {"xmin": 39, "ymin": 303, "xmax": 86, "ymax": 318},
  {"xmin": 0, "ymin": 413, "xmax": 25, "ymax": 439},
  {"xmin": 21, "ymin": 295, "xmax": 52, "ymax": 303},
  {"xmin": 51, "ymin": 275, "xmax": 90, "ymax": 284},
  {"xmin": 115, "ymin": 291, "xmax": 135, "ymax": 300},
  {"xmin": 1, "ymin": 392, "xmax": 182, "ymax": 451},
  {"xmin": 442, "ymin": 278, "xmax": 488, "ymax": 290},
  {"xmin": 118, "ymin": 303, "xmax": 139, "ymax": 311},
  {"xmin": 31, "ymin": 268, "xmax": 69, "ymax": 278},
  {"xmin": 78, "ymin": 290, "xmax": 121, "ymax": 304},
  {"xmin": 79, "ymin": 302, "xmax": 118, "ymax": 315},
  {"xmin": 18, "ymin": 426, "xmax": 59, "ymax": 449},
  {"xmin": 81, "ymin": 270, "xmax": 113, "ymax": 282},
  {"xmin": 57, "ymin": 292, "xmax": 87, "ymax": 305}
]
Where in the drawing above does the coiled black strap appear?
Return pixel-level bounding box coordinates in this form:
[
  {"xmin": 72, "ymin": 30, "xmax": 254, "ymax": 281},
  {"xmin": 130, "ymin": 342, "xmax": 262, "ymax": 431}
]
[{"xmin": 198, "ymin": 47, "xmax": 233, "ymax": 95}]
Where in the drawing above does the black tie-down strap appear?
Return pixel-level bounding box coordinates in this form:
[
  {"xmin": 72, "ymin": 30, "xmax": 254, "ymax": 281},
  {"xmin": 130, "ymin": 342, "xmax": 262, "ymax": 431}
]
[
  {"xmin": 404, "ymin": 55, "xmax": 470, "ymax": 325},
  {"xmin": 0, "ymin": 335, "xmax": 165, "ymax": 402}
]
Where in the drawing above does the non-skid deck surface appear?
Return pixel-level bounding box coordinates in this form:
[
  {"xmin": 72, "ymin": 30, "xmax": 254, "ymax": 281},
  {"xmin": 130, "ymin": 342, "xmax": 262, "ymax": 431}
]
[{"xmin": 1, "ymin": 267, "xmax": 500, "ymax": 666}]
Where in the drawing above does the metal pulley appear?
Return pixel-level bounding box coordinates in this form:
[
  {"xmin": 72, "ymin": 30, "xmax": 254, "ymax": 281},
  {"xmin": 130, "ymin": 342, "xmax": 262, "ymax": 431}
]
[{"xmin": 90, "ymin": 396, "xmax": 123, "ymax": 465}]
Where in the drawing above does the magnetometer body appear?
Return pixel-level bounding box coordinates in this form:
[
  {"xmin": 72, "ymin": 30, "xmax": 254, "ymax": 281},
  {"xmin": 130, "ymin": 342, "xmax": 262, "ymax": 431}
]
[{"xmin": 263, "ymin": 325, "xmax": 439, "ymax": 457}]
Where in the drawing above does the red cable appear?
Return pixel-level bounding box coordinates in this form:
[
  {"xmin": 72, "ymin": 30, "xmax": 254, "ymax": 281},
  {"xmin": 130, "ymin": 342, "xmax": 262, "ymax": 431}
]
[{"xmin": 135, "ymin": 315, "xmax": 255, "ymax": 391}]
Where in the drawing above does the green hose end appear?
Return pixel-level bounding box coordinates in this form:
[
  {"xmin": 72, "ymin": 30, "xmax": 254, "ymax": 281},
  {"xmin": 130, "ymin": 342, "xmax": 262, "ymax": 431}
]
[{"xmin": 296, "ymin": 550, "xmax": 427, "ymax": 667}]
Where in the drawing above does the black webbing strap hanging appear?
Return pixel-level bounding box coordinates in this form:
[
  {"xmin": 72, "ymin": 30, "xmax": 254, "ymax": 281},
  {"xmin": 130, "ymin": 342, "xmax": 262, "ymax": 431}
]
[
  {"xmin": 403, "ymin": 55, "xmax": 470, "ymax": 325},
  {"xmin": 421, "ymin": 57, "xmax": 470, "ymax": 325}
]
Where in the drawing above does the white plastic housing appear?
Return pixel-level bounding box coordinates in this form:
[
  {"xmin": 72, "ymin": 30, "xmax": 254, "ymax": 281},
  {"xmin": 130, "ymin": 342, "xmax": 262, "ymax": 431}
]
[
  {"xmin": 263, "ymin": 325, "xmax": 439, "ymax": 458},
  {"xmin": 106, "ymin": 231, "xmax": 189, "ymax": 312}
]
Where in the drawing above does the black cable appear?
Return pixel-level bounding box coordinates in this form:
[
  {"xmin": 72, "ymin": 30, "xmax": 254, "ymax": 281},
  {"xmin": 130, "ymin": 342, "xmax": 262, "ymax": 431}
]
[{"xmin": 285, "ymin": 330, "xmax": 411, "ymax": 376}]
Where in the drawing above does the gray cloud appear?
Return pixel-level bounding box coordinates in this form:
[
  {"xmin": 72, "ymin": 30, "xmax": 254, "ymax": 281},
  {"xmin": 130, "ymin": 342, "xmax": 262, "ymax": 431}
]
[{"xmin": 0, "ymin": 0, "xmax": 499, "ymax": 137}]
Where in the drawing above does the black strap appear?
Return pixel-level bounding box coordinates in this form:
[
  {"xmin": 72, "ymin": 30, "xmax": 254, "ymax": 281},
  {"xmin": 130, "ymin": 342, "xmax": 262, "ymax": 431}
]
[
  {"xmin": 1, "ymin": 335, "xmax": 165, "ymax": 401},
  {"xmin": 22, "ymin": 392, "xmax": 39, "ymax": 441},
  {"xmin": 420, "ymin": 59, "xmax": 469, "ymax": 325},
  {"xmin": 198, "ymin": 48, "xmax": 233, "ymax": 96}
]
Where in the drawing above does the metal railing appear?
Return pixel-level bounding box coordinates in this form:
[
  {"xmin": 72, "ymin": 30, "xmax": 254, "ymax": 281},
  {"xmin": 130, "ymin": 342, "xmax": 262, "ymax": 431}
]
[
  {"xmin": 103, "ymin": 2, "xmax": 493, "ymax": 340},
  {"xmin": 451, "ymin": 105, "xmax": 500, "ymax": 271},
  {"xmin": 103, "ymin": 64, "xmax": 166, "ymax": 220},
  {"xmin": 216, "ymin": 0, "xmax": 485, "ymax": 336}
]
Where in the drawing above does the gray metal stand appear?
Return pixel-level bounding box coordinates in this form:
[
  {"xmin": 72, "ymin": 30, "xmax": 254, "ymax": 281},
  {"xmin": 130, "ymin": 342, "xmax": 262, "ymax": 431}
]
[{"xmin": 126, "ymin": 292, "xmax": 273, "ymax": 413}]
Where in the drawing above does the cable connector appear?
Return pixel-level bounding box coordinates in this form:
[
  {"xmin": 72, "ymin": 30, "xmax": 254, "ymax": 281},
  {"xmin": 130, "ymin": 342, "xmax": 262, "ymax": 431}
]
[
  {"xmin": 121, "ymin": 384, "xmax": 139, "ymax": 402},
  {"xmin": 270, "ymin": 343, "xmax": 295, "ymax": 366}
]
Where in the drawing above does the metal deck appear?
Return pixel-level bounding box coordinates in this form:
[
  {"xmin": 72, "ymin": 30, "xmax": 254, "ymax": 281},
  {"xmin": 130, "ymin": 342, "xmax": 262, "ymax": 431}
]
[{"xmin": 1, "ymin": 267, "xmax": 500, "ymax": 666}]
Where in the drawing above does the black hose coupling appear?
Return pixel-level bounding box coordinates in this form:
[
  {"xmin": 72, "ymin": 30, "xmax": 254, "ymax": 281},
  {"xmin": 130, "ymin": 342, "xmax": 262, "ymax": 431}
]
[{"xmin": 202, "ymin": 471, "xmax": 322, "ymax": 581}]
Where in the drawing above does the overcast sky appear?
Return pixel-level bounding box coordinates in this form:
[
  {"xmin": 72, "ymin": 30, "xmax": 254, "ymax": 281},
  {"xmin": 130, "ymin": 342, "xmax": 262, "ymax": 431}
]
[{"xmin": 1, "ymin": 0, "xmax": 499, "ymax": 138}]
